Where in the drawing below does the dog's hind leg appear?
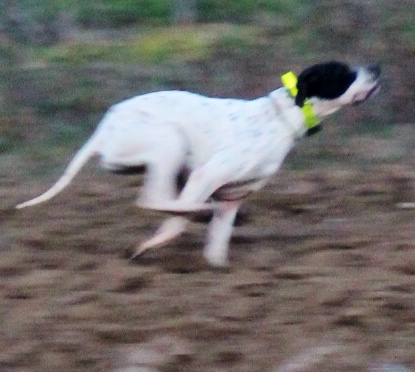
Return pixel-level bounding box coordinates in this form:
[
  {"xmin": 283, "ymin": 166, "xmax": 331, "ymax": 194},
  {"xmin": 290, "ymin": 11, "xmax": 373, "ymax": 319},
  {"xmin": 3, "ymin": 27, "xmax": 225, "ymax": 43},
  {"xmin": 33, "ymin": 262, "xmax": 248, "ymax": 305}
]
[
  {"xmin": 138, "ymin": 162, "xmax": 183, "ymax": 206},
  {"xmin": 136, "ymin": 126, "xmax": 188, "ymax": 206},
  {"xmin": 133, "ymin": 127, "xmax": 190, "ymax": 257},
  {"xmin": 134, "ymin": 166, "xmax": 190, "ymax": 258}
]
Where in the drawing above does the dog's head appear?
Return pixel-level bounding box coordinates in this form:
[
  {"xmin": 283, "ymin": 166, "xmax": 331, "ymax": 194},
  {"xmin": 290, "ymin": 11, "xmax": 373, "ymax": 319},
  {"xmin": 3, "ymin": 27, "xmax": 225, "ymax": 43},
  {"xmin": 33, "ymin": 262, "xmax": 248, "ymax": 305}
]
[{"xmin": 296, "ymin": 61, "xmax": 381, "ymax": 117}]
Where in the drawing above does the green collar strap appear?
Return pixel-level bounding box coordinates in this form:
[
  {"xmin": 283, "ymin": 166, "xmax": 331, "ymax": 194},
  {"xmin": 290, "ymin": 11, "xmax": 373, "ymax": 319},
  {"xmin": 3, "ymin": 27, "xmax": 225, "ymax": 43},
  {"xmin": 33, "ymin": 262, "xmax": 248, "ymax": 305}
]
[{"xmin": 281, "ymin": 71, "xmax": 321, "ymax": 136}]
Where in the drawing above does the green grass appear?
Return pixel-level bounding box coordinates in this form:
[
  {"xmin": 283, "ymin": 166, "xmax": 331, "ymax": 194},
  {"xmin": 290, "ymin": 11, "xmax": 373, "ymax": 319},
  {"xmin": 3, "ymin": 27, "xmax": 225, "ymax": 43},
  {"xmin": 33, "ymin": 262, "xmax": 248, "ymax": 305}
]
[
  {"xmin": 31, "ymin": 24, "xmax": 265, "ymax": 66},
  {"xmin": 77, "ymin": 0, "xmax": 173, "ymax": 27},
  {"xmin": 18, "ymin": 0, "xmax": 310, "ymax": 28}
]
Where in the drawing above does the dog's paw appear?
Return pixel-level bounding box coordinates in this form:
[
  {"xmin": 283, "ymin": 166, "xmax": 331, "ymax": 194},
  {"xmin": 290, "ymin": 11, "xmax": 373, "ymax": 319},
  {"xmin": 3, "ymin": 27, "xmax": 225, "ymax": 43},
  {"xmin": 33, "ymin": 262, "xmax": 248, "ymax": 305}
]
[
  {"xmin": 203, "ymin": 248, "xmax": 229, "ymax": 268},
  {"xmin": 132, "ymin": 216, "xmax": 188, "ymax": 258}
]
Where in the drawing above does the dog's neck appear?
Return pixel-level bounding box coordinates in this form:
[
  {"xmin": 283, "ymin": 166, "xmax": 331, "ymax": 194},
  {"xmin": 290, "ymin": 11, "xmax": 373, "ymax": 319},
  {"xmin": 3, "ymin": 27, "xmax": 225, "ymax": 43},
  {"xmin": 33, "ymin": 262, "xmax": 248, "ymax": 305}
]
[
  {"xmin": 280, "ymin": 72, "xmax": 320, "ymax": 136},
  {"xmin": 268, "ymin": 88, "xmax": 321, "ymax": 138}
]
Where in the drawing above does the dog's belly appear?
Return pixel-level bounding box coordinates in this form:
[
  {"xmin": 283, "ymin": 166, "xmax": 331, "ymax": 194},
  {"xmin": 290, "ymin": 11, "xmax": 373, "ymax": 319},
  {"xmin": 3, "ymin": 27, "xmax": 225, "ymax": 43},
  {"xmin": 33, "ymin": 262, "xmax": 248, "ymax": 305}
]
[{"xmin": 213, "ymin": 178, "xmax": 266, "ymax": 201}]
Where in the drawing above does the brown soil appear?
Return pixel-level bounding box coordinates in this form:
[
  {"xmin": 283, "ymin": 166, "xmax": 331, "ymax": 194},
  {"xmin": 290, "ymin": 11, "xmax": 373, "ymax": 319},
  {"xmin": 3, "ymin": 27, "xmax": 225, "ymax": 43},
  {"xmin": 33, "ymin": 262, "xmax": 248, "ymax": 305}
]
[{"xmin": 2, "ymin": 167, "xmax": 415, "ymax": 371}]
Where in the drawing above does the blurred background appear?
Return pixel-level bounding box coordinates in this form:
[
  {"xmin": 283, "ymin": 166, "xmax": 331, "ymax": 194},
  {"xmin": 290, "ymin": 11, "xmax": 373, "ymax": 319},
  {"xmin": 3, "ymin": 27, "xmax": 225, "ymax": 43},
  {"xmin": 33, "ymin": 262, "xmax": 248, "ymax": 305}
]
[
  {"xmin": 3, "ymin": 1, "xmax": 415, "ymax": 372},
  {"xmin": 1, "ymin": 0, "xmax": 415, "ymax": 174}
]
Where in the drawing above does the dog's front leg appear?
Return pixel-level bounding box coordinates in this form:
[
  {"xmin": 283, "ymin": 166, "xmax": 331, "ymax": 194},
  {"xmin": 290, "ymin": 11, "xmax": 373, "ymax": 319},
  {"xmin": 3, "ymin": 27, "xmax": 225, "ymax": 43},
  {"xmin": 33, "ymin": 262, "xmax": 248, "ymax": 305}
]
[
  {"xmin": 135, "ymin": 157, "xmax": 240, "ymax": 262},
  {"xmin": 133, "ymin": 216, "xmax": 188, "ymax": 257},
  {"xmin": 204, "ymin": 201, "xmax": 240, "ymax": 267}
]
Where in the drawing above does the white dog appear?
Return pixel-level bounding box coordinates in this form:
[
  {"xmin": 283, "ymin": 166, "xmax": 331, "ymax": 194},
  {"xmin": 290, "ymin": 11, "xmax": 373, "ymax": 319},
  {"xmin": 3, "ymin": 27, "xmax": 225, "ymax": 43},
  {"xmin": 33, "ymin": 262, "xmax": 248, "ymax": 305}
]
[{"xmin": 17, "ymin": 61, "xmax": 380, "ymax": 266}]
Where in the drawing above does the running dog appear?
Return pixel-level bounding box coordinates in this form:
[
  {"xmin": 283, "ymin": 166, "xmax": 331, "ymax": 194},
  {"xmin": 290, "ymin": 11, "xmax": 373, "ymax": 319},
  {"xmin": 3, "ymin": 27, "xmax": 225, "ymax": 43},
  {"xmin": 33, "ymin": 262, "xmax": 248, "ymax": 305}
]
[{"xmin": 17, "ymin": 61, "xmax": 381, "ymax": 266}]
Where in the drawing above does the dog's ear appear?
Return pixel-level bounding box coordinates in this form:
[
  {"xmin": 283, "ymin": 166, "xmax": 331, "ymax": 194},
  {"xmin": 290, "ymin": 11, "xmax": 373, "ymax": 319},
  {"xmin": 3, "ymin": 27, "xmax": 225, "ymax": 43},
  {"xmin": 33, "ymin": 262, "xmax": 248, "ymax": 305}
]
[
  {"xmin": 295, "ymin": 82, "xmax": 307, "ymax": 107},
  {"xmin": 295, "ymin": 70, "xmax": 318, "ymax": 107}
]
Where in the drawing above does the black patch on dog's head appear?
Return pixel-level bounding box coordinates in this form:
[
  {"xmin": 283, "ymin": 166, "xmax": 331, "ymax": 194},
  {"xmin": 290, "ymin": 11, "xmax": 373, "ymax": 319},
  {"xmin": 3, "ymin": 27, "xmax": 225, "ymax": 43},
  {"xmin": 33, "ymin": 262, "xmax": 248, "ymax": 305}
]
[{"xmin": 295, "ymin": 61, "xmax": 357, "ymax": 107}]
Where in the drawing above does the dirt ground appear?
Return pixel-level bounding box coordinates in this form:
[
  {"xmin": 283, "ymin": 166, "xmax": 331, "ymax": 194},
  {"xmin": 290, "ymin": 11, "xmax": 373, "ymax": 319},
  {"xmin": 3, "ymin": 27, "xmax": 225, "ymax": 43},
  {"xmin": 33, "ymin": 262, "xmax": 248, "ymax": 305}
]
[{"xmin": 2, "ymin": 166, "xmax": 415, "ymax": 372}]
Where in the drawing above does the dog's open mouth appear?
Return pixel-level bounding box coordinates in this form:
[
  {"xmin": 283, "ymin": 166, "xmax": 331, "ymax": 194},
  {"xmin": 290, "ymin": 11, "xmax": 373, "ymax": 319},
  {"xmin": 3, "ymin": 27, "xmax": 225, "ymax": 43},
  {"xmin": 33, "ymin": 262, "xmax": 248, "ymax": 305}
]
[
  {"xmin": 366, "ymin": 82, "xmax": 381, "ymax": 99},
  {"xmin": 353, "ymin": 82, "xmax": 380, "ymax": 105}
]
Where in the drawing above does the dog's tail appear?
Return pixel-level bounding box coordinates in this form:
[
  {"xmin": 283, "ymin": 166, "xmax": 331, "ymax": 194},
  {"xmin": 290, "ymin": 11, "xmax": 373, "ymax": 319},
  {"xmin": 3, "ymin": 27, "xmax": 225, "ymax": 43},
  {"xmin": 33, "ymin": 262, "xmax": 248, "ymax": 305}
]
[{"xmin": 16, "ymin": 134, "xmax": 100, "ymax": 209}]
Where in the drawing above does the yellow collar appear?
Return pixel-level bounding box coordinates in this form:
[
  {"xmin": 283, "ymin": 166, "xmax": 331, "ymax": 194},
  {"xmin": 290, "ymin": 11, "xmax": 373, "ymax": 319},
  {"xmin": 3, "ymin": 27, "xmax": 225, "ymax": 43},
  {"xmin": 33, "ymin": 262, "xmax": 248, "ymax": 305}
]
[{"xmin": 281, "ymin": 71, "xmax": 321, "ymax": 136}]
